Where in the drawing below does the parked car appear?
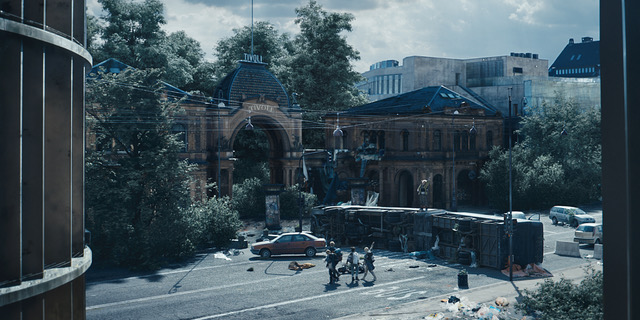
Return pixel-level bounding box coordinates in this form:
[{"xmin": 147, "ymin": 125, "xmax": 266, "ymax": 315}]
[
  {"xmin": 250, "ymin": 232, "xmax": 327, "ymax": 258},
  {"xmin": 549, "ymin": 206, "xmax": 596, "ymax": 227},
  {"xmin": 574, "ymin": 223, "xmax": 603, "ymax": 245},
  {"xmin": 503, "ymin": 211, "xmax": 527, "ymax": 221}
]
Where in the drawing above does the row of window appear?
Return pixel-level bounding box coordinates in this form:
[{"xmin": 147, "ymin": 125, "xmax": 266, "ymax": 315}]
[
  {"xmin": 367, "ymin": 74, "xmax": 402, "ymax": 96},
  {"xmin": 346, "ymin": 129, "xmax": 495, "ymax": 152},
  {"xmin": 555, "ymin": 66, "xmax": 596, "ymax": 75}
]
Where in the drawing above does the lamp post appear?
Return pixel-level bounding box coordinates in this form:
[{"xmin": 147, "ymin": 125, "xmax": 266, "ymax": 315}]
[
  {"xmin": 217, "ymin": 102, "xmax": 224, "ymax": 196},
  {"xmin": 298, "ymin": 150, "xmax": 331, "ymax": 232},
  {"xmin": 507, "ymin": 88, "xmax": 514, "ymax": 282}
]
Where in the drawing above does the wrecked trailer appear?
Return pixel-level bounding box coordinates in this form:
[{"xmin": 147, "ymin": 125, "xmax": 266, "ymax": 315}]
[
  {"xmin": 310, "ymin": 206, "xmax": 544, "ymax": 270},
  {"xmin": 310, "ymin": 205, "xmax": 446, "ymax": 252},
  {"xmin": 430, "ymin": 211, "xmax": 544, "ymax": 269}
]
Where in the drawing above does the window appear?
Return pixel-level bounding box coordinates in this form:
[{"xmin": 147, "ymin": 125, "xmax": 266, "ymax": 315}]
[
  {"xmin": 486, "ymin": 130, "xmax": 493, "ymax": 149},
  {"xmin": 424, "ymin": 129, "xmax": 429, "ymax": 151},
  {"xmin": 378, "ymin": 131, "xmax": 385, "ymax": 150},
  {"xmin": 454, "ymin": 130, "xmax": 460, "ymax": 151},
  {"xmin": 461, "ymin": 131, "xmax": 468, "ymax": 151},
  {"xmin": 470, "ymin": 130, "xmax": 477, "ymax": 150},
  {"xmin": 433, "ymin": 130, "xmax": 441, "ymax": 151},
  {"xmin": 402, "ymin": 130, "xmax": 409, "ymax": 151},
  {"xmin": 172, "ymin": 124, "xmax": 187, "ymax": 152}
]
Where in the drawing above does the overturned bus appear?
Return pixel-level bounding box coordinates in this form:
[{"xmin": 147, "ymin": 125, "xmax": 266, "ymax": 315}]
[{"xmin": 310, "ymin": 205, "xmax": 543, "ymax": 270}]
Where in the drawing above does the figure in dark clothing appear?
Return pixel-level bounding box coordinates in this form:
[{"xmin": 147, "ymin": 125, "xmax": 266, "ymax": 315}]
[
  {"xmin": 325, "ymin": 250, "xmax": 339, "ymax": 283},
  {"xmin": 362, "ymin": 242, "xmax": 377, "ymax": 281}
]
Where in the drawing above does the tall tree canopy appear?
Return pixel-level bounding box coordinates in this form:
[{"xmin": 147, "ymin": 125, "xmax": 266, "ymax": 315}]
[
  {"xmin": 289, "ymin": 0, "xmax": 368, "ymax": 147},
  {"xmin": 480, "ymin": 97, "xmax": 601, "ymax": 211},
  {"xmin": 212, "ymin": 21, "xmax": 293, "ymax": 83},
  {"xmin": 89, "ymin": 0, "xmax": 215, "ymax": 94}
]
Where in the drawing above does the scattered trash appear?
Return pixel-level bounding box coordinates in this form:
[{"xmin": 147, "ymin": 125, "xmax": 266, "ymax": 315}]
[
  {"xmin": 409, "ymin": 265, "xmax": 420, "ymax": 268},
  {"xmin": 288, "ymin": 262, "xmax": 315, "ymax": 270},
  {"xmin": 424, "ymin": 312, "xmax": 445, "ymax": 320},
  {"xmin": 427, "ymin": 264, "xmax": 438, "ymax": 268},
  {"xmin": 409, "ymin": 251, "xmax": 428, "ymax": 259},
  {"xmin": 501, "ymin": 263, "xmax": 552, "ymax": 278},
  {"xmin": 247, "ymin": 267, "xmax": 254, "ymax": 272},
  {"xmin": 448, "ymin": 296, "xmax": 460, "ymax": 304},
  {"xmin": 495, "ymin": 297, "xmax": 509, "ymax": 307},
  {"xmin": 214, "ymin": 252, "xmax": 232, "ymax": 261},
  {"xmin": 386, "ymin": 268, "xmax": 394, "ymax": 272}
]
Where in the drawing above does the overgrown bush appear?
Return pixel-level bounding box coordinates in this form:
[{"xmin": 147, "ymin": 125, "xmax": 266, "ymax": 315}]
[
  {"xmin": 188, "ymin": 196, "xmax": 242, "ymax": 247},
  {"xmin": 516, "ymin": 266, "xmax": 603, "ymax": 319},
  {"xmin": 279, "ymin": 185, "xmax": 318, "ymax": 220},
  {"xmin": 232, "ymin": 177, "xmax": 266, "ymax": 219}
]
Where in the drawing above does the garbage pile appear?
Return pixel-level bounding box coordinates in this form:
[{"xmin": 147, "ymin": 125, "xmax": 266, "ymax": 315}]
[{"xmin": 424, "ymin": 295, "xmax": 520, "ymax": 320}]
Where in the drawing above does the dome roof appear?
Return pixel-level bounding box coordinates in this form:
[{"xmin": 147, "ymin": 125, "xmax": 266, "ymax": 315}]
[{"xmin": 214, "ymin": 61, "xmax": 292, "ymax": 109}]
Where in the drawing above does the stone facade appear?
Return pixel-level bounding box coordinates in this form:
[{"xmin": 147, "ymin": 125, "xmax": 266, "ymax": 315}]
[{"xmin": 325, "ymin": 86, "xmax": 503, "ymax": 209}]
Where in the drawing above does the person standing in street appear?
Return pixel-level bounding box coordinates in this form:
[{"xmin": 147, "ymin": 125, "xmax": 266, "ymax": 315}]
[
  {"xmin": 417, "ymin": 179, "xmax": 429, "ymax": 211},
  {"xmin": 325, "ymin": 250, "xmax": 338, "ymax": 284},
  {"xmin": 348, "ymin": 247, "xmax": 360, "ymax": 282},
  {"xmin": 362, "ymin": 242, "xmax": 377, "ymax": 281}
]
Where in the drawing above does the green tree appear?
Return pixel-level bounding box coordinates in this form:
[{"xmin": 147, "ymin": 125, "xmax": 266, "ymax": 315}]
[
  {"xmin": 279, "ymin": 185, "xmax": 318, "ymax": 220},
  {"xmin": 290, "ymin": 0, "xmax": 368, "ymax": 147},
  {"xmin": 232, "ymin": 128, "xmax": 270, "ymax": 184},
  {"xmin": 188, "ymin": 196, "xmax": 242, "ymax": 247},
  {"xmin": 517, "ymin": 267, "xmax": 603, "ymax": 319},
  {"xmin": 232, "ymin": 177, "xmax": 267, "ymax": 219},
  {"xmin": 212, "ymin": 21, "xmax": 292, "ymax": 83},
  {"xmin": 90, "ymin": 0, "xmax": 215, "ymax": 94},
  {"xmin": 86, "ymin": 68, "xmax": 199, "ymax": 269},
  {"xmin": 480, "ymin": 97, "xmax": 601, "ymax": 211}
]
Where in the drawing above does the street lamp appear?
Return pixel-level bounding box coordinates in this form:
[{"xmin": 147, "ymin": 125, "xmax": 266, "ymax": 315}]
[
  {"xmin": 507, "ymin": 88, "xmax": 514, "ymax": 282},
  {"xmin": 217, "ymin": 102, "xmax": 224, "ymax": 196},
  {"xmin": 297, "ymin": 150, "xmax": 331, "ymax": 232}
]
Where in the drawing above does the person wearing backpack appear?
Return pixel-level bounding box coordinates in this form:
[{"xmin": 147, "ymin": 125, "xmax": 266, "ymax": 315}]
[
  {"xmin": 362, "ymin": 242, "xmax": 377, "ymax": 281},
  {"xmin": 347, "ymin": 247, "xmax": 360, "ymax": 282}
]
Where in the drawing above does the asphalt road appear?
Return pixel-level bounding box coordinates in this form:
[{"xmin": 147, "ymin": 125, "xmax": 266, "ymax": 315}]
[{"xmin": 85, "ymin": 205, "xmax": 602, "ymax": 320}]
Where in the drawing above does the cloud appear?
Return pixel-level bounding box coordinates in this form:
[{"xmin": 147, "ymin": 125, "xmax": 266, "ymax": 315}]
[{"xmin": 87, "ymin": 0, "xmax": 598, "ymax": 73}]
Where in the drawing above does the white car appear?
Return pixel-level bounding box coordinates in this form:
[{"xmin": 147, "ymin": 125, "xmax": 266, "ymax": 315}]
[
  {"xmin": 550, "ymin": 206, "xmax": 596, "ymax": 227},
  {"xmin": 574, "ymin": 223, "xmax": 603, "ymax": 245}
]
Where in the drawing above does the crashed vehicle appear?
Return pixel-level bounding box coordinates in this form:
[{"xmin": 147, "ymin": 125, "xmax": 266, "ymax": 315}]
[{"xmin": 250, "ymin": 232, "xmax": 327, "ymax": 258}]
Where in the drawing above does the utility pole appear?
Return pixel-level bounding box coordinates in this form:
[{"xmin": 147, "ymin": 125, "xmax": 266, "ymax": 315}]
[{"xmin": 507, "ymin": 88, "xmax": 513, "ymax": 282}]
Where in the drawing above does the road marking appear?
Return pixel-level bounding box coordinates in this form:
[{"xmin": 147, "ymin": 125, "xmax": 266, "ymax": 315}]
[
  {"xmin": 191, "ymin": 276, "xmax": 427, "ymax": 320},
  {"xmin": 86, "ymin": 259, "xmax": 412, "ymax": 311},
  {"xmin": 87, "ymin": 261, "xmax": 252, "ymax": 285}
]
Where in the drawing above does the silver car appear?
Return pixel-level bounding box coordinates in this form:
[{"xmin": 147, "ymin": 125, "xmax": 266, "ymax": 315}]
[{"xmin": 550, "ymin": 206, "xmax": 596, "ymax": 227}]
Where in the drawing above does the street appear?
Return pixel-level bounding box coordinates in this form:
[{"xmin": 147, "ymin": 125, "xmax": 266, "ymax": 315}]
[{"xmin": 86, "ymin": 205, "xmax": 602, "ymax": 320}]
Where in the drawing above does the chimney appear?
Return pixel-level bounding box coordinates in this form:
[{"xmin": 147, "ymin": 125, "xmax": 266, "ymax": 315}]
[
  {"xmin": 582, "ymin": 36, "xmax": 593, "ymax": 43},
  {"xmin": 569, "ymin": 38, "xmax": 574, "ymax": 44}
]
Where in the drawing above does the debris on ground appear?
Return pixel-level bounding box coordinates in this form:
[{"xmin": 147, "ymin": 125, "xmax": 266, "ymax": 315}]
[
  {"xmin": 501, "ymin": 263, "xmax": 553, "ymax": 278},
  {"xmin": 495, "ymin": 297, "xmax": 509, "ymax": 307},
  {"xmin": 428, "ymin": 295, "xmax": 520, "ymax": 319},
  {"xmin": 288, "ymin": 262, "xmax": 315, "ymax": 270},
  {"xmin": 214, "ymin": 252, "xmax": 232, "ymax": 261},
  {"xmin": 247, "ymin": 267, "xmax": 254, "ymax": 272}
]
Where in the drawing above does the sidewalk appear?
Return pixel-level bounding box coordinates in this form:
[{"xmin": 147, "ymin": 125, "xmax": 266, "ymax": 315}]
[{"xmin": 338, "ymin": 260, "xmax": 602, "ymax": 320}]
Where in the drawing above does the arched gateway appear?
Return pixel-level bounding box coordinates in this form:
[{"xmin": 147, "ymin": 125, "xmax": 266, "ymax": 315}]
[{"xmin": 210, "ymin": 59, "xmax": 302, "ymax": 196}]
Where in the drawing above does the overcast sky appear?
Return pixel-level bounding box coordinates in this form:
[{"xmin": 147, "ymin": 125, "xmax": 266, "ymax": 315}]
[{"xmin": 87, "ymin": 0, "xmax": 599, "ymax": 73}]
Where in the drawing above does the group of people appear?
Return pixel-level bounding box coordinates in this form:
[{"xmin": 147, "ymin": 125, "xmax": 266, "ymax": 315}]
[{"xmin": 325, "ymin": 241, "xmax": 377, "ymax": 284}]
